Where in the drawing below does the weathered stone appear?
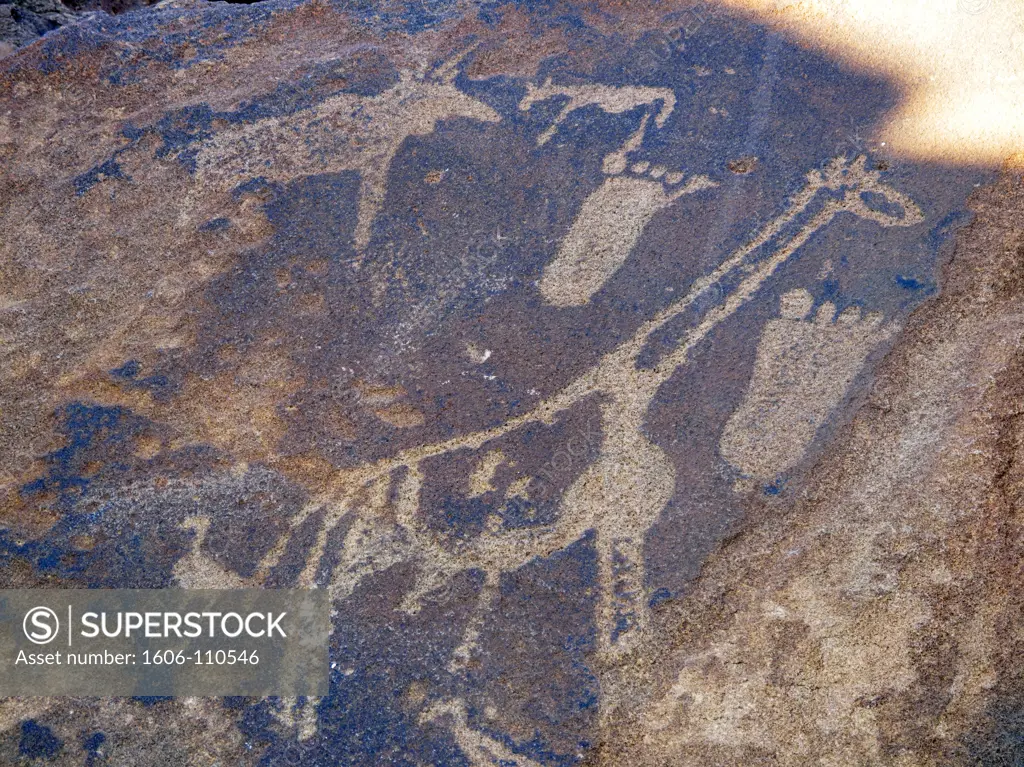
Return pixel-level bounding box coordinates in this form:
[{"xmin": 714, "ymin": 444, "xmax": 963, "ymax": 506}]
[
  {"xmin": 0, "ymin": 0, "xmax": 93, "ymax": 57},
  {"xmin": 0, "ymin": 0, "xmax": 1020, "ymax": 763}
]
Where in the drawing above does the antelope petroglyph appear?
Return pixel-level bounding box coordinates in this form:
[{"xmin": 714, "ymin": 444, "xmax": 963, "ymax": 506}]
[
  {"xmin": 195, "ymin": 61, "xmax": 681, "ymax": 261},
  {"xmin": 518, "ymin": 79, "xmax": 677, "ymax": 146},
  {"xmin": 192, "ymin": 46, "xmax": 501, "ymax": 252}
]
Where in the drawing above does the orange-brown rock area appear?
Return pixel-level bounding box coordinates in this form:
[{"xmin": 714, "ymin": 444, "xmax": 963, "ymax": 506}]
[{"xmin": 0, "ymin": 0, "xmax": 1018, "ymax": 763}]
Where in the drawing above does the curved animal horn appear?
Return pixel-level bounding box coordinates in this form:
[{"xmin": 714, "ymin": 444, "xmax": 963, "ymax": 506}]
[{"xmin": 432, "ymin": 41, "xmax": 479, "ymax": 82}]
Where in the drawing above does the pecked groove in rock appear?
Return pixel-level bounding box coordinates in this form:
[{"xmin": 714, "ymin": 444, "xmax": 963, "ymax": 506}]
[
  {"xmin": 602, "ymin": 166, "xmax": 1024, "ymax": 766},
  {"xmin": 0, "ymin": 0, "xmax": 1014, "ymax": 763}
]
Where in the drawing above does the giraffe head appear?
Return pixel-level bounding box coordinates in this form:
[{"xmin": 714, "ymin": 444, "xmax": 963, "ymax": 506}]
[{"xmin": 817, "ymin": 155, "xmax": 925, "ymax": 227}]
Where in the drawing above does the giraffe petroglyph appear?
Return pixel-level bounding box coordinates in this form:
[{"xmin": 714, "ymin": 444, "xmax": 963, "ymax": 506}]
[
  {"xmin": 169, "ymin": 155, "xmax": 922, "ymax": 762},
  {"xmin": 245, "ymin": 155, "xmax": 923, "ymax": 650}
]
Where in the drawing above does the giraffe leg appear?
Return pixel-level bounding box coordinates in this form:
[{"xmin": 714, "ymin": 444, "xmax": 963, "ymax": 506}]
[
  {"xmin": 609, "ymin": 535, "xmax": 647, "ymax": 654},
  {"xmin": 353, "ymin": 166, "xmax": 389, "ymax": 252},
  {"xmin": 595, "ymin": 533, "xmax": 621, "ymax": 655}
]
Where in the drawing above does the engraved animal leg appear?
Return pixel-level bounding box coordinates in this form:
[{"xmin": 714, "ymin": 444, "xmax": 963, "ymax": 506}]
[
  {"xmin": 421, "ymin": 699, "xmax": 545, "ymax": 767},
  {"xmin": 559, "ymin": 401, "xmax": 675, "ymax": 656},
  {"xmin": 353, "ymin": 163, "xmax": 390, "ymax": 252},
  {"xmin": 448, "ymin": 569, "xmax": 500, "ymax": 673},
  {"xmin": 602, "ymin": 534, "xmax": 648, "ymax": 655}
]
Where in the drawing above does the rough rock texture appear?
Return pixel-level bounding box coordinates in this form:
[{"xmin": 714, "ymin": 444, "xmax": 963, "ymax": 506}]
[
  {"xmin": 601, "ymin": 165, "xmax": 1024, "ymax": 766},
  {"xmin": 1, "ymin": 0, "xmax": 170, "ymax": 59},
  {"xmin": 0, "ymin": 0, "xmax": 1017, "ymax": 764},
  {"xmin": 0, "ymin": 0, "xmax": 81, "ymax": 58}
]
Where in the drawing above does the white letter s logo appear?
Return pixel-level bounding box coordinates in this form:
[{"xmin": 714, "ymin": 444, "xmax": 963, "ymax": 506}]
[{"xmin": 23, "ymin": 606, "xmax": 59, "ymax": 645}]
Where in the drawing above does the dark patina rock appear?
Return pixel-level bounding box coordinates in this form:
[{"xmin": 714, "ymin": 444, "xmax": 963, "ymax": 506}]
[{"xmin": 0, "ymin": 0, "xmax": 1020, "ymax": 764}]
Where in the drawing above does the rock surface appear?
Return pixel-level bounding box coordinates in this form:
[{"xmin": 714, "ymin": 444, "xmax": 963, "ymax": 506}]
[
  {"xmin": 0, "ymin": 0, "xmax": 1018, "ymax": 764},
  {"xmin": 0, "ymin": 0, "xmax": 80, "ymax": 58}
]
